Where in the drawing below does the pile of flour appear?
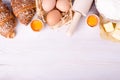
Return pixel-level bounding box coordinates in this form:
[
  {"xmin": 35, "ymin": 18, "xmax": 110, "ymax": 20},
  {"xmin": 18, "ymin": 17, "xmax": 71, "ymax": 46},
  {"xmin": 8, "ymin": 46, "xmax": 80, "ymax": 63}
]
[{"xmin": 96, "ymin": 0, "xmax": 120, "ymax": 21}]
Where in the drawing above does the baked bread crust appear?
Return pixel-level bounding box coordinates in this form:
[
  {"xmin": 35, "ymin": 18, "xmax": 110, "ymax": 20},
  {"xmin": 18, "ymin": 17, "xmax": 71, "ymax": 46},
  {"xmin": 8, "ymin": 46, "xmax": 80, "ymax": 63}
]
[
  {"xmin": 0, "ymin": 2, "xmax": 16, "ymax": 38},
  {"xmin": 11, "ymin": 0, "xmax": 36, "ymax": 25}
]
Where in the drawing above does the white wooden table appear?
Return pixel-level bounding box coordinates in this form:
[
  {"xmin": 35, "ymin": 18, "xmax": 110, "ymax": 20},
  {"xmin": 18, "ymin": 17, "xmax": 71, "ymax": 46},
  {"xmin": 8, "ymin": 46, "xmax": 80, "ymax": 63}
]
[{"xmin": 0, "ymin": 1, "xmax": 120, "ymax": 80}]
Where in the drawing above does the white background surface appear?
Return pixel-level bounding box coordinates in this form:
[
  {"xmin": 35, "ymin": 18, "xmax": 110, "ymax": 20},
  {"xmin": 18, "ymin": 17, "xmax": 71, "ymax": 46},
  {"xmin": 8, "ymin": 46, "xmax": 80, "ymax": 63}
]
[
  {"xmin": 0, "ymin": 15, "xmax": 120, "ymax": 80},
  {"xmin": 0, "ymin": 1, "xmax": 120, "ymax": 80}
]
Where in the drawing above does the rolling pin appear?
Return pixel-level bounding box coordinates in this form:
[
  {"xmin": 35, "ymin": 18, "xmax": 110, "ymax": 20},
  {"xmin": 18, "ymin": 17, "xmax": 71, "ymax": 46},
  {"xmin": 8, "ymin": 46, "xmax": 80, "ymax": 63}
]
[{"xmin": 67, "ymin": 0, "xmax": 93, "ymax": 36}]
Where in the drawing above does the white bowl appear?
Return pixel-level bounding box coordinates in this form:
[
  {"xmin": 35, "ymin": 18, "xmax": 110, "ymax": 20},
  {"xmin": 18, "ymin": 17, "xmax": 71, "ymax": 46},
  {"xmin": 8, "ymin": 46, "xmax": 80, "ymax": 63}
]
[{"xmin": 95, "ymin": 0, "xmax": 120, "ymax": 23}]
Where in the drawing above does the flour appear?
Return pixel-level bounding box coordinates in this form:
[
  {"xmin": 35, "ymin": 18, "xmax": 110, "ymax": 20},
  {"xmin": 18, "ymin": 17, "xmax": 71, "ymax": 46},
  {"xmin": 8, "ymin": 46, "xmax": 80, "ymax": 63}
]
[{"xmin": 96, "ymin": 0, "xmax": 120, "ymax": 21}]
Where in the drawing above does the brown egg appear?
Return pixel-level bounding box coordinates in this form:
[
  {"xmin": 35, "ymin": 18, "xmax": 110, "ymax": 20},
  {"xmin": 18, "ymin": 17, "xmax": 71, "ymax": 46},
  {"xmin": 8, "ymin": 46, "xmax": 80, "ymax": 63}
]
[
  {"xmin": 46, "ymin": 10, "xmax": 62, "ymax": 26},
  {"xmin": 56, "ymin": 0, "xmax": 71, "ymax": 12},
  {"xmin": 42, "ymin": 0, "xmax": 56, "ymax": 12}
]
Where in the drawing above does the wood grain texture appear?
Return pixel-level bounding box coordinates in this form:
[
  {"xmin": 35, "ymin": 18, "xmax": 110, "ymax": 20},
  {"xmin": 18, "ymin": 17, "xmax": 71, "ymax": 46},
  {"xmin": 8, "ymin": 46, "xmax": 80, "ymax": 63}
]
[{"xmin": 0, "ymin": 1, "xmax": 120, "ymax": 80}]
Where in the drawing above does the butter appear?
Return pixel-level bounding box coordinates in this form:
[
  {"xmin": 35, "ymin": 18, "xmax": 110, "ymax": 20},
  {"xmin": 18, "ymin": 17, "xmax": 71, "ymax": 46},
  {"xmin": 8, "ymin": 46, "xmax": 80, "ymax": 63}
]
[
  {"xmin": 115, "ymin": 22, "xmax": 120, "ymax": 30},
  {"xmin": 112, "ymin": 30, "xmax": 120, "ymax": 40},
  {"xmin": 103, "ymin": 22, "xmax": 114, "ymax": 32}
]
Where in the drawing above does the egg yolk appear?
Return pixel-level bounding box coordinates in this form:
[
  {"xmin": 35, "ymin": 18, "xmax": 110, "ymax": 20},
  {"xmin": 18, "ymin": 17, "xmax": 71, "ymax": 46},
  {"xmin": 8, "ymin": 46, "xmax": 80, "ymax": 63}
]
[
  {"xmin": 87, "ymin": 15, "xmax": 98, "ymax": 27},
  {"xmin": 31, "ymin": 20, "xmax": 43, "ymax": 32}
]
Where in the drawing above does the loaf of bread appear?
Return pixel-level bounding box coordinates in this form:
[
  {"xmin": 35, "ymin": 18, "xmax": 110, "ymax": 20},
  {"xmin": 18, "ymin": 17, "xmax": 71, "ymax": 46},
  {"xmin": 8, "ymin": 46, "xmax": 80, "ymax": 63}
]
[
  {"xmin": 11, "ymin": 0, "xmax": 36, "ymax": 25},
  {"xmin": 0, "ymin": 1, "xmax": 16, "ymax": 38}
]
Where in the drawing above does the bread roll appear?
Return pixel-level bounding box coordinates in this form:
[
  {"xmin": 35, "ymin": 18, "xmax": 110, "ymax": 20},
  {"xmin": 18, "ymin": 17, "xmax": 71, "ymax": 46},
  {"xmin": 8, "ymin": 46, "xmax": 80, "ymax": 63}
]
[
  {"xmin": 11, "ymin": 0, "xmax": 36, "ymax": 25},
  {"xmin": 0, "ymin": 1, "xmax": 16, "ymax": 38}
]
